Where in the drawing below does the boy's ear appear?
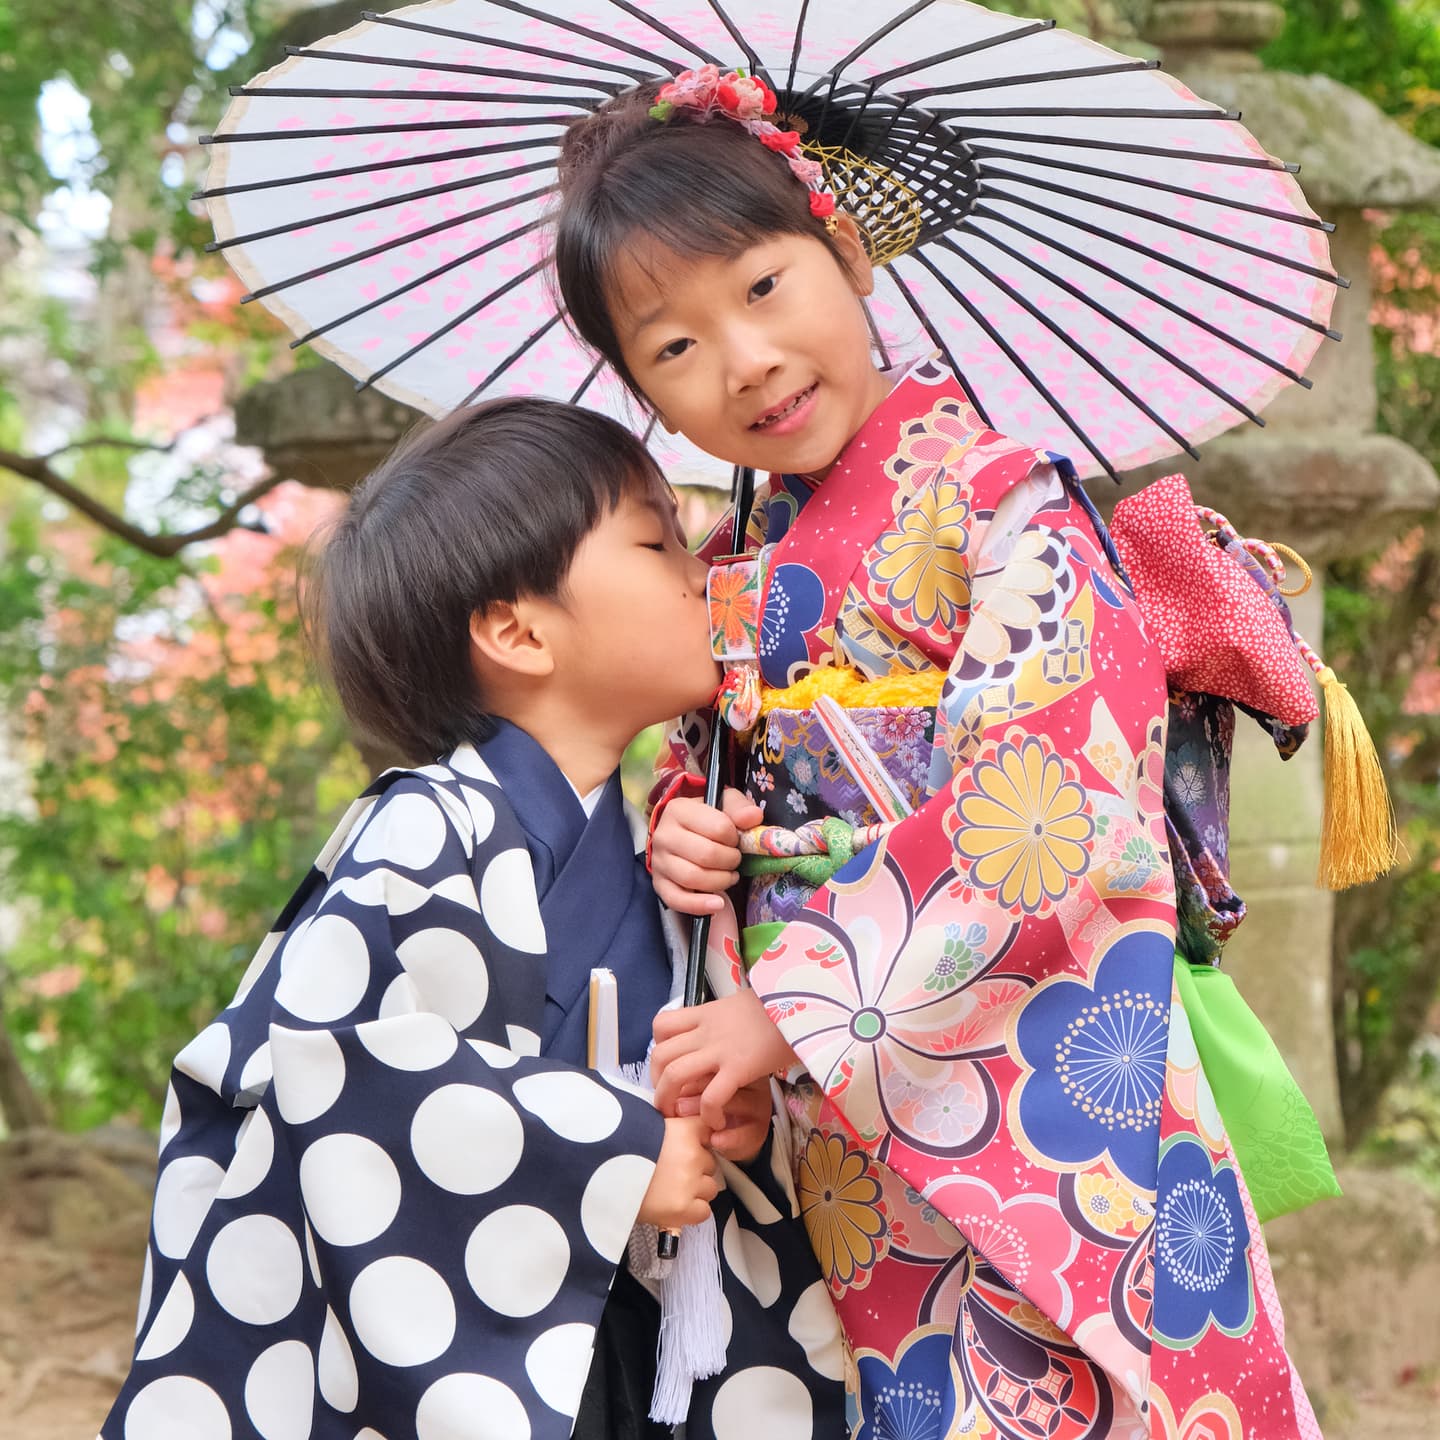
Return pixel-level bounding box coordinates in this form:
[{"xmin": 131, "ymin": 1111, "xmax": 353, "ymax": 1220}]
[
  {"xmin": 832, "ymin": 214, "xmax": 876, "ymax": 298},
  {"xmin": 468, "ymin": 599, "xmax": 555, "ymax": 680}
]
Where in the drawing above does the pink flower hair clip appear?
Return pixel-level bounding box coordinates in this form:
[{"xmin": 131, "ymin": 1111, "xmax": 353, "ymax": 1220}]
[{"xmin": 649, "ymin": 65, "xmax": 839, "ymax": 229}]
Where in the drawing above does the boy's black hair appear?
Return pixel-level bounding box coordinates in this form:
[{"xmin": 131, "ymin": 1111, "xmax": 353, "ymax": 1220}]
[
  {"xmin": 553, "ymin": 83, "xmax": 847, "ymax": 397},
  {"xmin": 303, "ymin": 396, "xmax": 667, "ymax": 763}
]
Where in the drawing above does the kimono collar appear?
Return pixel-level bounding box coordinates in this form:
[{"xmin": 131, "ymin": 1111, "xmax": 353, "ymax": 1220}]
[
  {"xmin": 757, "ymin": 356, "xmax": 1003, "ymax": 684},
  {"xmin": 475, "ymin": 719, "xmax": 621, "ymax": 897}
]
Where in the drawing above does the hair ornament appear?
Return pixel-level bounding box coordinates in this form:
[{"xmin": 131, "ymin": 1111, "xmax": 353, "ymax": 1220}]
[{"xmin": 649, "ymin": 65, "xmax": 837, "ymax": 223}]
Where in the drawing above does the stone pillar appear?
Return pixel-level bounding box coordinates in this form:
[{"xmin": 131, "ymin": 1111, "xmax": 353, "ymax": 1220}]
[{"xmin": 1128, "ymin": 0, "xmax": 1440, "ymax": 1140}]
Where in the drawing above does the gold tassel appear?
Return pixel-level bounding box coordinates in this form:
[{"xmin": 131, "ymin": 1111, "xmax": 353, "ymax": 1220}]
[{"xmin": 1315, "ymin": 665, "xmax": 1399, "ymax": 889}]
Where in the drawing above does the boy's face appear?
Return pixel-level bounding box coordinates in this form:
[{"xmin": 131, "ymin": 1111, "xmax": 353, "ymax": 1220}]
[{"xmin": 550, "ymin": 486, "xmax": 719, "ymax": 732}]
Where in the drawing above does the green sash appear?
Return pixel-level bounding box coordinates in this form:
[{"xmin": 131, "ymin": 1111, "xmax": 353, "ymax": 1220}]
[{"xmin": 1172, "ymin": 955, "xmax": 1341, "ymax": 1223}]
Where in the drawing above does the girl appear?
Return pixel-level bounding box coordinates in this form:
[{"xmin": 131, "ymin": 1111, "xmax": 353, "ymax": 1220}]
[
  {"xmin": 552, "ymin": 70, "xmax": 1323, "ymax": 1440},
  {"xmin": 102, "ymin": 397, "xmax": 845, "ymax": 1440}
]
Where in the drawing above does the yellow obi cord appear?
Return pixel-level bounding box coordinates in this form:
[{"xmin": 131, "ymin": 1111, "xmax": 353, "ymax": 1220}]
[{"xmin": 759, "ymin": 665, "xmax": 946, "ymax": 715}]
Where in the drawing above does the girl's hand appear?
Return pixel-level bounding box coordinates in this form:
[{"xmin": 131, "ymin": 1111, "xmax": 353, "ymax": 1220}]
[
  {"xmin": 652, "ymin": 988, "xmax": 797, "ymax": 1130},
  {"xmin": 707, "ymin": 1076, "xmax": 774, "ymax": 1165},
  {"xmin": 638, "ymin": 1115, "xmax": 720, "ymax": 1230},
  {"xmin": 651, "ymin": 787, "xmax": 763, "ymax": 915}
]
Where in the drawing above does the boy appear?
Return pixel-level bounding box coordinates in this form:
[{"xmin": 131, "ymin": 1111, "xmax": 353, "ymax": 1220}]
[{"xmin": 103, "ymin": 398, "xmax": 843, "ymax": 1440}]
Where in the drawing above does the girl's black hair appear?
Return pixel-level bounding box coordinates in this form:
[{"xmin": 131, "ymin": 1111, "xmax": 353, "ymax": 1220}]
[
  {"xmin": 554, "ymin": 83, "xmax": 846, "ymax": 396},
  {"xmin": 303, "ymin": 396, "xmax": 666, "ymax": 763}
]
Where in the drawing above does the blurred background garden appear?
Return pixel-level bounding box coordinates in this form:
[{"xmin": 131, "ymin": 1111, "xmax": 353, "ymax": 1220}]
[{"xmin": 0, "ymin": 0, "xmax": 1438, "ymax": 1434}]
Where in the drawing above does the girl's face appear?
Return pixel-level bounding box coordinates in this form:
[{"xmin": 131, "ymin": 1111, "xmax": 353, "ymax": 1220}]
[{"xmin": 609, "ymin": 221, "xmax": 893, "ymax": 479}]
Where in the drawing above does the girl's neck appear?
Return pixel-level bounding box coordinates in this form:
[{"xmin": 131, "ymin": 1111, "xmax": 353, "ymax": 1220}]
[{"xmin": 794, "ymin": 361, "xmax": 898, "ymax": 487}]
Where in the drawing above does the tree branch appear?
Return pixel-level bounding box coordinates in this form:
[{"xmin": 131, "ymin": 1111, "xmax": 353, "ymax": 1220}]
[{"xmin": 0, "ymin": 442, "xmax": 284, "ymax": 558}]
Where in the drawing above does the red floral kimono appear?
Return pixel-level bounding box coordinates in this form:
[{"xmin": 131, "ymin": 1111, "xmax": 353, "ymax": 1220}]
[{"xmin": 653, "ymin": 358, "xmax": 1319, "ymax": 1440}]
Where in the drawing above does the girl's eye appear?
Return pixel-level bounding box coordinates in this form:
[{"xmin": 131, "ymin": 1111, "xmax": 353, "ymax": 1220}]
[
  {"xmin": 750, "ymin": 273, "xmax": 778, "ymax": 301},
  {"xmin": 657, "ymin": 337, "xmax": 691, "ymax": 362}
]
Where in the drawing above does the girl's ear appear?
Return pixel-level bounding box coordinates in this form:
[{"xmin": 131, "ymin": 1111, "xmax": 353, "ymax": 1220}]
[
  {"xmin": 469, "ymin": 600, "xmax": 556, "ymax": 681},
  {"xmin": 832, "ymin": 213, "xmax": 876, "ymax": 298}
]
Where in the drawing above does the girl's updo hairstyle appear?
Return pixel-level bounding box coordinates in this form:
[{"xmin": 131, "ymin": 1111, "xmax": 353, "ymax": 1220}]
[{"xmin": 554, "ymin": 81, "xmax": 848, "ymax": 396}]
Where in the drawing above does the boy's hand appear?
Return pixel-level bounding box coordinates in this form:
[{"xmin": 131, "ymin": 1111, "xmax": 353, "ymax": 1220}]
[
  {"xmin": 652, "ymin": 988, "xmax": 798, "ymax": 1130},
  {"xmin": 651, "ymin": 787, "xmax": 763, "ymax": 915},
  {"xmin": 708, "ymin": 1076, "xmax": 774, "ymax": 1165},
  {"xmin": 638, "ymin": 1116, "xmax": 720, "ymax": 1231}
]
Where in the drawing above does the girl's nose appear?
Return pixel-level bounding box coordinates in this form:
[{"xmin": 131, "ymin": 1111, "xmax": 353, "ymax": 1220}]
[{"xmin": 722, "ymin": 326, "xmax": 784, "ymax": 399}]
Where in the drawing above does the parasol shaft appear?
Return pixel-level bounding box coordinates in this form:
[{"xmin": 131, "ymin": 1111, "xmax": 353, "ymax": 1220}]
[{"xmin": 683, "ymin": 463, "xmax": 755, "ymax": 1011}]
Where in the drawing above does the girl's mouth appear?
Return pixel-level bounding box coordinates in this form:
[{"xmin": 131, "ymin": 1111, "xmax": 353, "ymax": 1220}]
[{"xmin": 750, "ymin": 382, "xmax": 818, "ymax": 434}]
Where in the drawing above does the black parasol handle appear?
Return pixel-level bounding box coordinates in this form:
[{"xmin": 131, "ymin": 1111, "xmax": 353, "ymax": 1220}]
[
  {"xmin": 662, "ymin": 464, "xmax": 754, "ymax": 1263},
  {"xmin": 682, "ymin": 463, "xmax": 756, "ymax": 1009}
]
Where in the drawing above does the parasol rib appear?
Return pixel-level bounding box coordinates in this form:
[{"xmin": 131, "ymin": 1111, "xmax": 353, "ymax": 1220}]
[
  {"xmin": 905, "ymin": 248, "xmax": 1122, "ymax": 481},
  {"xmin": 362, "ymin": 260, "xmax": 549, "ymax": 391},
  {"xmin": 785, "ymin": 0, "xmax": 813, "ymax": 96},
  {"xmin": 227, "ymin": 86, "xmax": 603, "ymax": 108},
  {"xmin": 797, "ymin": 0, "xmax": 946, "ymax": 102},
  {"xmin": 944, "ymin": 127, "xmax": 1299, "ymax": 172},
  {"xmin": 862, "ymin": 300, "xmax": 893, "ymax": 372},
  {"xmin": 206, "ymin": 159, "xmax": 555, "ymax": 252},
  {"xmin": 969, "ymin": 147, "xmax": 1335, "ymax": 232},
  {"xmin": 598, "ymin": 0, "xmax": 723, "ymax": 67},
  {"xmin": 444, "ymin": 0, "xmax": 684, "ymax": 73},
  {"xmin": 988, "ymin": 189, "xmax": 1342, "ymax": 338},
  {"xmin": 884, "ymin": 266, "xmax": 997, "ymax": 431},
  {"xmin": 968, "ymin": 201, "xmax": 1314, "ymax": 387},
  {"xmin": 984, "ymin": 169, "xmax": 1347, "ymax": 285},
  {"xmin": 461, "ymin": 310, "xmax": 570, "ymax": 406},
  {"xmin": 280, "ymin": 45, "xmax": 626, "ymax": 93},
  {"xmin": 921, "ymin": 104, "xmax": 1239, "ymax": 118},
  {"xmin": 936, "ymin": 233, "xmax": 1205, "ymax": 458},
  {"xmin": 358, "ymin": 10, "xmax": 656, "ymax": 80},
  {"xmin": 201, "ymin": 115, "xmax": 574, "ymax": 145},
  {"xmin": 570, "ymin": 360, "xmax": 606, "ymax": 404},
  {"xmin": 865, "ymin": 19, "xmax": 1055, "ymax": 88},
  {"xmin": 240, "ymin": 184, "xmax": 553, "ymax": 302},
  {"xmin": 961, "ymin": 216, "xmax": 1267, "ymax": 426},
  {"xmin": 291, "ymin": 219, "xmax": 547, "ymax": 349},
  {"xmin": 700, "ymin": 0, "xmax": 771, "ymax": 88},
  {"xmin": 910, "ymin": 59, "xmax": 1160, "ymax": 96},
  {"xmin": 196, "ymin": 136, "xmax": 561, "ymax": 200}
]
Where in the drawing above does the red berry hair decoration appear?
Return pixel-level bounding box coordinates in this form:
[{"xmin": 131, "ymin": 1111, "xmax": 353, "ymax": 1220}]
[{"xmin": 648, "ymin": 65, "xmax": 839, "ymax": 232}]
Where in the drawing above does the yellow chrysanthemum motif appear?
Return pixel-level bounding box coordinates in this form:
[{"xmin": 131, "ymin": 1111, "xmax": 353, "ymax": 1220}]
[
  {"xmin": 797, "ymin": 1128, "xmax": 888, "ymax": 1291},
  {"xmin": 1075, "ymin": 1172, "xmax": 1138, "ymax": 1237},
  {"xmin": 868, "ymin": 480, "xmax": 971, "ymax": 639},
  {"xmin": 952, "ymin": 731, "xmax": 1095, "ymax": 914}
]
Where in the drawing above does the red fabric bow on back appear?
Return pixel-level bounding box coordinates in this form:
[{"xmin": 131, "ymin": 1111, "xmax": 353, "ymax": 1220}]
[{"xmin": 1110, "ymin": 473, "xmax": 1318, "ymax": 726}]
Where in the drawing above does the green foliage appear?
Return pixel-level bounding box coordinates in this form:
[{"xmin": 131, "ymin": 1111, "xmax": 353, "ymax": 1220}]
[
  {"xmin": 0, "ymin": 0, "xmax": 264, "ymax": 226},
  {"xmin": 1265, "ymin": 0, "xmax": 1440, "ymax": 147},
  {"xmin": 0, "ymin": 498, "xmax": 364, "ymax": 1129}
]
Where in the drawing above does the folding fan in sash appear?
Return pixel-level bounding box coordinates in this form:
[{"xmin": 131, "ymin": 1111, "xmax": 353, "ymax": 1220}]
[{"xmin": 200, "ymin": 0, "xmax": 1342, "ymax": 485}]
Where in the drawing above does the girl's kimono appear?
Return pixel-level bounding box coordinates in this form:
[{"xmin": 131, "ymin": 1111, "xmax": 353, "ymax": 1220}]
[
  {"xmin": 104, "ymin": 720, "xmax": 845, "ymax": 1440},
  {"xmin": 653, "ymin": 358, "xmax": 1319, "ymax": 1440}
]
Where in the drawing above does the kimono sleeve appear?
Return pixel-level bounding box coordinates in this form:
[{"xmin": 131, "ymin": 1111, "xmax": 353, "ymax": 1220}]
[
  {"xmin": 109, "ymin": 775, "xmax": 665, "ymax": 1440},
  {"xmin": 745, "ymin": 471, "xmax": 1176, "ymax": 1183}
]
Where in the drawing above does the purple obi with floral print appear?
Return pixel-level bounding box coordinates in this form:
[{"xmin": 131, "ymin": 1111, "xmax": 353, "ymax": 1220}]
[{"xmin": 743, "ymin": 699, "xmax": 937, "ymax": 925}]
